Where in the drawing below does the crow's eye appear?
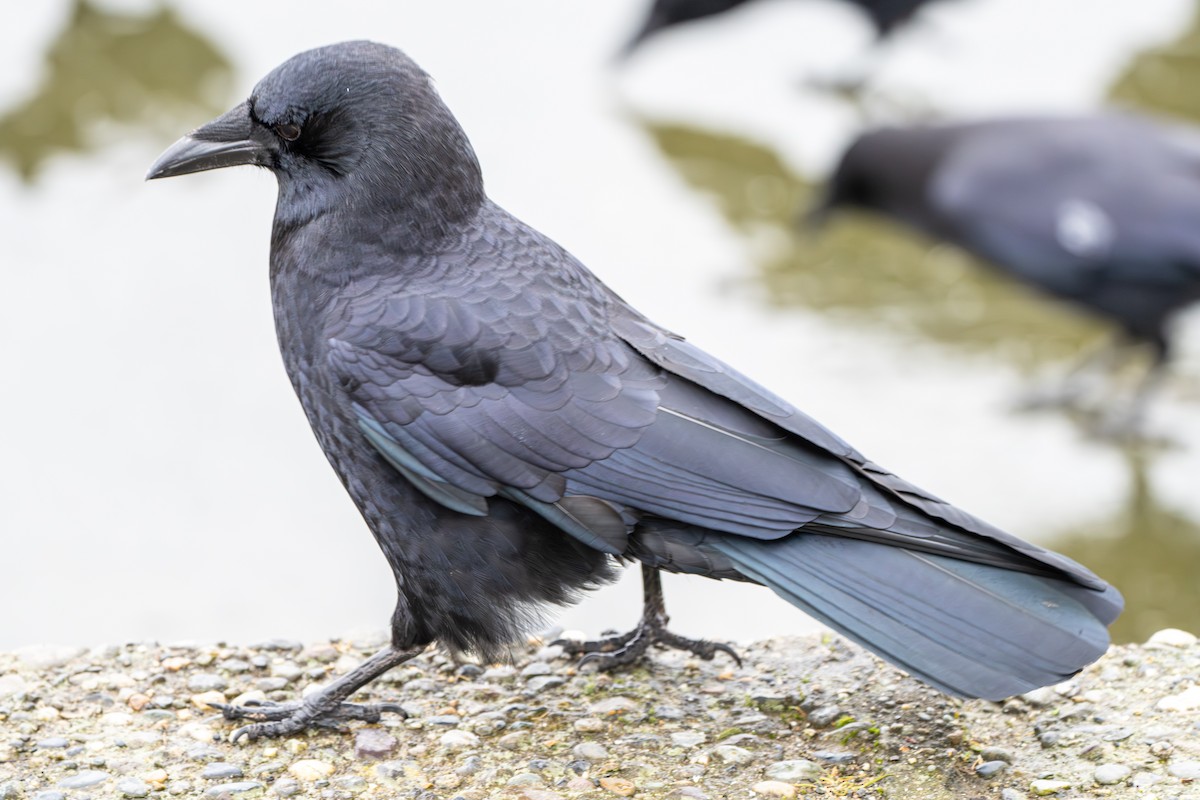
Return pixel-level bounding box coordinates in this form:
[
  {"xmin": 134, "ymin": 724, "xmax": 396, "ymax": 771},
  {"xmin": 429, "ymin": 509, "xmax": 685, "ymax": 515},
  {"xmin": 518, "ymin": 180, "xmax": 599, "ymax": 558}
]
[{"xmin": 275, "ymin": 122, "xmax": 301, "ymax": 142}]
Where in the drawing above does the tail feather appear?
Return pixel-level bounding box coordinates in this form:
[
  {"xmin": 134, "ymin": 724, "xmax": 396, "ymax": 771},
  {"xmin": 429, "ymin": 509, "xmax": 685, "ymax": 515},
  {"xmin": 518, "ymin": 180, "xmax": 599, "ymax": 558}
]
[{"xmin": 711, "ymin": 534, "xmax": 1119, "ymax": 699}]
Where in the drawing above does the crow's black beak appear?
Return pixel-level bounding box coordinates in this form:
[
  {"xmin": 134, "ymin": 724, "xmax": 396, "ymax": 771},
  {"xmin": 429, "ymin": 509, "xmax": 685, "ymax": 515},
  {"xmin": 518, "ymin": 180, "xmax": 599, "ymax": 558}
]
[{"xmin": 146, "ymin": 102, "xmax": 269, "ymax": 180}]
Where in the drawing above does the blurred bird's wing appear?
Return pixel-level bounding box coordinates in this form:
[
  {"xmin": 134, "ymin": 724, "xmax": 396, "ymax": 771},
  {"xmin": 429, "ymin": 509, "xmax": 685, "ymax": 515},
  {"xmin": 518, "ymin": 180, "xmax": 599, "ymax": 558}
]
[{"xmin": 929, "ymin": 115, "xmax": 1200, "ymax": 294}]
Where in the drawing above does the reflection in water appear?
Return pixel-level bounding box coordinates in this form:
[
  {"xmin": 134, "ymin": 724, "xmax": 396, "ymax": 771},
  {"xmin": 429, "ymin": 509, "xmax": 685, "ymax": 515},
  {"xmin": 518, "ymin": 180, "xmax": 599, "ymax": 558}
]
[
  {"xmin": 636, "ymin": 120, "xmax": 1105, "ymax": 373},
  {"xmin": 1050, "ymin": 451, "xmax": 1200, "ymax": 643},
  {"xmin": 1110, "ymin": 2, "xmax": 1200, "ymax": 123},
  {"xmin": 0, "ymin": 0, "xmax": 232, "ymax": 182}
]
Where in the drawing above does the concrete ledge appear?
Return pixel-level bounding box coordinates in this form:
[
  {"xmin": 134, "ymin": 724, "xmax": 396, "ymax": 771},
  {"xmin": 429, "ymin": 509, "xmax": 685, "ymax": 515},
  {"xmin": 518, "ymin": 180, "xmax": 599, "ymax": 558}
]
[{"xmin": 0, "ymin": 629, "xmax": 1196, "ymax": 799}]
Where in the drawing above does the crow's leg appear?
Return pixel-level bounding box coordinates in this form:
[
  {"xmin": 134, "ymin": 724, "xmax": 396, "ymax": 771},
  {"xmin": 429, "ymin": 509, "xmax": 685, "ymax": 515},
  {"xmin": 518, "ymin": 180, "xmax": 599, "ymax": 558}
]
[
  {"xmin": 210, "ymin": 644, "xmax": 423, "ymax": 741},
  {"xmin": 1090, "ymin": 337, "xmax": 1170, "ymax": 442},
  {"xmin": 801, "ymin": 40, "xmax": 885, "ymax": 103},
  {"xmin": 556, "ymin": 565, "xmax": 740, "ymax": 669},
  {"xmin": 1015, "ymin": 335, "xmax": 1127, "ymax": 412}
]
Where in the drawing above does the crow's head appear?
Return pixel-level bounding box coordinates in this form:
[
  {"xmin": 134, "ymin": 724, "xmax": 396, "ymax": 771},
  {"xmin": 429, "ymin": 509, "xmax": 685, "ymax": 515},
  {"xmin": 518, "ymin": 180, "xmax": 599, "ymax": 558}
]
[
  {"xmin": 148, "ymin": 41, "xmax": 484, "ymax": 231},
  {"xmin": 808, "ymin": 125, "xmax": 948, "ymax": 231}
]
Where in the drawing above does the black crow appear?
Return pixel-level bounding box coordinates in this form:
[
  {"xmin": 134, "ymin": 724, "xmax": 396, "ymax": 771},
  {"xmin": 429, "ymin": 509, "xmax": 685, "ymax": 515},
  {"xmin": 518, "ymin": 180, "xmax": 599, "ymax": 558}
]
[
  {"xmin": 148, "ymin": 42, "xmax": 1122, "ymax": 741},
  {"xmin": 622, "ymin": 0, "xmax": 947, "ymax": 56},
  {"xmin": 814, "ymin": 114, "xmax": 1200, "ymax": 434}
]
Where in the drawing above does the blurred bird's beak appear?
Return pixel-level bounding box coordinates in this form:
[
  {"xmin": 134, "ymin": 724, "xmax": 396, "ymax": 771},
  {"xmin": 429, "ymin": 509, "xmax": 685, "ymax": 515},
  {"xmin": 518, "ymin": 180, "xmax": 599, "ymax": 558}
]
[{"xmin": 146, "ymin": 102, "xmax": 269, "ymax": 180}]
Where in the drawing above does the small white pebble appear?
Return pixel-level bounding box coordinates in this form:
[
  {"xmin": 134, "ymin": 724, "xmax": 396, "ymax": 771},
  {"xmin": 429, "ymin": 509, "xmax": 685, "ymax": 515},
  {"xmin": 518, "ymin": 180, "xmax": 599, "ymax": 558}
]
[
  {"xmin": 142, "ymin": 769, "xmax": 169, "ymax": 787},
  {"xmin": 0, "ymin": 676, "xmax": 27, "ymax": 699},
  {"xmin": 1020, "ymin": 687, "xmax": 1057, "ymax": 707},
  {"xmin": 32, "ymin": 706, "xmax": 60, "ymax": 721},
  {"xmin": 1156, "ymin": 686, "xmax": 1200, "ymax": 712},
  {"xmin": 433, "ymin": 774, "xmax": 462, "ymax": 790},
  {"xmin": 178, "ymin": 721, "xmax": 217, "ymax": 743},
  {"xmin": 1030, "ymin": 779, "xmax": 1071, "ymax": 796},
  {"xmin": 334, "ymin": 655, "xmax": 362, "ymax": 673},
  {"xmin": 99, "ymin": 711, "xmax": 134, "ymax": 727},
  {"xmin": 189, "ymin": 690, "xmax": 226, "ymax": 710},
  {"xmin": 439, "ymin": 729, "xmax": 480, "ymax": 750},
  {"xmin": 712, "ymin": 745, "xmax": 753, "ymax": 765},
  {"xmin": 229, "ymin": 690, "xmax": 266, "ymax": 707},
  {"xmin": 1168, "ymin": 761, "xmax": 1200, "ymax": 780},
  {"xmin": 556, "ymin": 630, "xmax": 587, "ymax": 643},
  {"xmin": 288, "ymin": 759, "xmax": 334, "ymax": 781},
  {"xmin": 752, "ymin": 781, "xmax": 797, "ymax": 798},
  {"xmin": 1146, "ymin": 629, "xmax": 1197, "ymax": 648},
  {"xmin": 1130, "ymin": 771, "xmax": 1161, "ymax": 788},
  {"xmin": 588, "ymin": 697, "xmax": 641, "ymax": 715},
  {"xmin": 671, "ymin": 732, "xmax": 706, "ymax": 748},
  {"xmin": 1094, "ymin": 764, "xmax": 1131, "ymax": 785}
]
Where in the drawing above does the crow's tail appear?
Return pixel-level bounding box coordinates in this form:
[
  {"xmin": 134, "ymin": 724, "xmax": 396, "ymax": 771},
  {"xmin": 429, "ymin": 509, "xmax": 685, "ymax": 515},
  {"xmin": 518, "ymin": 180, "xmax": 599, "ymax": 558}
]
[{"xmin": 709, "ymin": 533, "xmax": 1122, "ymax": 699}]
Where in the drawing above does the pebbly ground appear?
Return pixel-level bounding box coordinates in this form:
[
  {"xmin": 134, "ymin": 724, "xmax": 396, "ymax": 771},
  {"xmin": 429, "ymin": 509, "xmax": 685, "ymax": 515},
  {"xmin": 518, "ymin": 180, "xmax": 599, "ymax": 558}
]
[{"xmin": 0, "ymin": 628, "xmax": 1197, "ymax": 800}]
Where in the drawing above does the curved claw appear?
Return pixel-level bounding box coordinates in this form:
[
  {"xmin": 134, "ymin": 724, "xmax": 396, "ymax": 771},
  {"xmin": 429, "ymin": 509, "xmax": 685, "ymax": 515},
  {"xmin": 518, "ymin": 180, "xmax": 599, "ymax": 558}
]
[
  {"xmin": 229, "ymin": 719, "xmax": 300, "ymax": 743},
  {"xmin": 578, "ymin": 650, "xmax": 620, "ymax": 668},
  {"xmin": 656, "ymin": 628, "xmax": 742, "ymax": 666},
  {"xmin": 230, "ymin": 724, "xmax": 259, "ymax": 744},
  {"xmin": 712, "ymin": 641, "xmax": 743, "ymax": 667},
  {"xmin": 689, "ymin": 638, "xmax": 742, "ymax": 667}
]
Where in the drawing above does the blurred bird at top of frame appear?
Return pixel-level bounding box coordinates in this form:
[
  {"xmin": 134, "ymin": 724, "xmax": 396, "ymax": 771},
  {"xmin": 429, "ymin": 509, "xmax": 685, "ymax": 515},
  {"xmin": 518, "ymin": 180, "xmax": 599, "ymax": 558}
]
[
  {"xmin": 812, "ymin": 114, "xmax": 1200, "ymax": 439},
  {"xmin": 147, "ymin": 41, "xmax": 1122, "ymax": 742},
  {"xmin": 621, "ymin": 0, "xmax": 952, "ymax": 57}
]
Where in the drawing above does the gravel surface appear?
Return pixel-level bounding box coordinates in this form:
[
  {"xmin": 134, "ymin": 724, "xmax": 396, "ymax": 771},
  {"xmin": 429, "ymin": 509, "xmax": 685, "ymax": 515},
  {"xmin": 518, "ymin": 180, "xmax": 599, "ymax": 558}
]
[{"xmin": 0, "ymin": 628, "xmax": 1197, "ymax": 799}]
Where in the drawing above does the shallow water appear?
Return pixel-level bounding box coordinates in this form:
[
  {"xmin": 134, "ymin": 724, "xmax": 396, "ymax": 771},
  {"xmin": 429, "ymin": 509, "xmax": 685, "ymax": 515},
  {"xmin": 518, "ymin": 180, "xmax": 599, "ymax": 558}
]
[{"xmin": 1, "ymin": 0, "xmax": 1197, "ymax": 651}]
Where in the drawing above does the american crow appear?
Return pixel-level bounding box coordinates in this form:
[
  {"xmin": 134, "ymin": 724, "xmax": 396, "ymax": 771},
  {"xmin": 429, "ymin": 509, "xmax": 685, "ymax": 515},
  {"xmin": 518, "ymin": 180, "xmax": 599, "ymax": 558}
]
[
  {"xmin": 148, "ymin": 42, "xmax": 1122, "ymax": 741},
  {"xmin": 622, "ymin": 0, "xmax": 947, "ymax": 56},
  {"xmin": 814, "ymin": 114, "xmax": 1200, "ymax": 435}
]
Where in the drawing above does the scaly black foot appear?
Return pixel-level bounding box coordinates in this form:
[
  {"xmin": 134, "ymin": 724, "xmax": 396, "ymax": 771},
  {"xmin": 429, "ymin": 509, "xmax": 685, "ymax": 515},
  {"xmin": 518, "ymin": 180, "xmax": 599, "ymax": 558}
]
[
  {"xmin": 558, "ymin": 617, "xmax": 741, "ymax": 669},
  {"xmin": 555, "ymin": 565, "xmax": 741, "ymax": 670},
  {"xmin": 208, "ymin": 644, "xmax": 423, "ymax": 742},
  {"xmin": 210, "ymin": 698, "xmax": 407, "ymax": 742}
]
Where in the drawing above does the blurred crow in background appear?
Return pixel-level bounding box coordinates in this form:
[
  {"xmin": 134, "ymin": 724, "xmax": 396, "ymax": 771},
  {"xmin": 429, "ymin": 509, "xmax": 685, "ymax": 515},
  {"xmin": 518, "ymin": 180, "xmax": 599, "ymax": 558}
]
[
  {"xmin": 148, "ymin": 41, "xmax": 1122, "ymax": 741},
  {"xmin": 813, "ymin": 114, "xmax": 1200, "ymax": 436},
  {"xmin": 622, "ymin": 0, "xmax": 950, "ymax": 56}
]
